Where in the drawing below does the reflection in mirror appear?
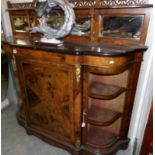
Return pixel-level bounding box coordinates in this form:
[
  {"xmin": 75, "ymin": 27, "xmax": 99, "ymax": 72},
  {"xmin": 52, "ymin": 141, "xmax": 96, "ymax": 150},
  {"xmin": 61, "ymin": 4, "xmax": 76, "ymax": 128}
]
[
  {"xmin": 46, "ymin": 10, "xmax": 65, "ymax": 29},
  {"xmin": 30, "ymin": 17, "xmax": 36, "ymax": 28},
  {"xmin": 71, "ymin": 16, "xmax": 91, "ymax": 36},
  {"xmin": 101, "ymin": 16, "xmax": 143, "ymax": 39},
  {"xmin": 13, "ymin": 16, "xmax": 28, "ymax": 32},
  {"xmin": 46, "ymin": 12, "xmax": 91, "ymax": 36},
  {"xmin": 13, "ymin": 16, "xmax": 36, "ymax": 32}
]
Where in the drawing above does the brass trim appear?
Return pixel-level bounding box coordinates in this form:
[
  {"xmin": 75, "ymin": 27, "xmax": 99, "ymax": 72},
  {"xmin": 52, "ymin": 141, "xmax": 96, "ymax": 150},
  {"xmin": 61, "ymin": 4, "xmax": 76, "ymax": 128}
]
[
  {"xmin": 75, "ymin": 139, "xmax": 81, "ymax": 148},
  {"xmin": 75, "ymin": 64, "xmax": 81, "ymax": 84},
  {"xmin": 12, "ymin": 54, "xmax": 17, "ymax": 71}
]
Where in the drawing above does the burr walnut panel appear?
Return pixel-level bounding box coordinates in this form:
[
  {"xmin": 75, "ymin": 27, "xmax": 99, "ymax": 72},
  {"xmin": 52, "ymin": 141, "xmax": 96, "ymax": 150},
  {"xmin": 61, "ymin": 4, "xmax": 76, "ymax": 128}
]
[{"xmin": 20, "ymin": 60, "xmax": 75, "ymax": 142}]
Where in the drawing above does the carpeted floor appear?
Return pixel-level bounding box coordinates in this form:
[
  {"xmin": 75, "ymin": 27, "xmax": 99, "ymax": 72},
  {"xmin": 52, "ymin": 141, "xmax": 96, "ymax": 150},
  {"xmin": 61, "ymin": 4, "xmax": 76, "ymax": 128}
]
[{"xmin": 1, "ymin": 104, "xmax": 70, "ymax": 155}]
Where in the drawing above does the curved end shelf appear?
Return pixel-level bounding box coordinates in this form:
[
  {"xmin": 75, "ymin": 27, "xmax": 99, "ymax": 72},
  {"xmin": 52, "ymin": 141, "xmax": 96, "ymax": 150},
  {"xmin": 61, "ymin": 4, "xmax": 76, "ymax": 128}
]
[
  {"xmin": 87, "ymin": 104, "xmax": 122, "ymax": 126},
  {"xmin": 87, "ymin": 125, "xmax": 119, "ymax": 148},
  {"xmin": 89, "ymin": 82, "xmax": 126, "ymax": 100},
  {"xmin": 84, "ymin": 135, "xmax": 130, "ymax": 155}
]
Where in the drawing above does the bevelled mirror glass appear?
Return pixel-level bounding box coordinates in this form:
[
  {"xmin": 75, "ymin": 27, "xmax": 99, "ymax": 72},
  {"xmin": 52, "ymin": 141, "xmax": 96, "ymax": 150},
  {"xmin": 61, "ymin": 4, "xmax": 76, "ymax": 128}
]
[
  {"xmin": 71, "ymin": 15, "xmax": 91, "ymax": 36},
  {"xmin": 13, "ymin": 16, "xmax": 36, "ymax": 32},
  {"xmin": 46, "ymin": 6, "xmax": 65, "ymax": 29},
  {"xmin": 13, "ymin": 16, "xmax": 29, "ymax": 32},
  {"xmin": 101, "ymin": 16, "xmax": 144, "ymax": 39},
  {"xmin": 46, "ymin": 13, "xmax": 91, "ymax": 36}
]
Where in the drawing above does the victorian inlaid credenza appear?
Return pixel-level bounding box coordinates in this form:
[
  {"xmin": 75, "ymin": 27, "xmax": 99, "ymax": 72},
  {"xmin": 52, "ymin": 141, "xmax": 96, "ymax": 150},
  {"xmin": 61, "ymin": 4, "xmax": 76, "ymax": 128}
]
[{"xmin": 3, "ymin": 0, "xmax": 152, "ymax": 155}]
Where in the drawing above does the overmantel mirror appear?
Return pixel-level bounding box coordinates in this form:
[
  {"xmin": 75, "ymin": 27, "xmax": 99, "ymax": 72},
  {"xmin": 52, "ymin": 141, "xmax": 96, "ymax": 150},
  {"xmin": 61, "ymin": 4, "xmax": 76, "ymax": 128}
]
[
  {"xmin": 7, "ymin": 0, "xmax": 38, "ymax": 36},
  {"xmin": 39, "ymin": 4, "xmax": 91, "ymax": 37},
  {"xmin": 7, "ymin": 0, "xmax": 151, "ymax": 44}
]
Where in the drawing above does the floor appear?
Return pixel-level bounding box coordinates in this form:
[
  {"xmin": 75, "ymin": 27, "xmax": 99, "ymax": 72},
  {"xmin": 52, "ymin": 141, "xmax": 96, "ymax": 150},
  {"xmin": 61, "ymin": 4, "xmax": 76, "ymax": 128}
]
[{"xmin": 1, "ymin": 104, "xmax": 70, "ymax": 155}]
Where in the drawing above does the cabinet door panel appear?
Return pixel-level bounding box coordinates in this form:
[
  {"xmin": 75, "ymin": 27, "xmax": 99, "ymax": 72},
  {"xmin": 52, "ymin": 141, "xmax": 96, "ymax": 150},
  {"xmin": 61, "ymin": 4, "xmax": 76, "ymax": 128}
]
[{"xmin": 17, "ymin": 58, "xmax": 75, "ymax": 142}]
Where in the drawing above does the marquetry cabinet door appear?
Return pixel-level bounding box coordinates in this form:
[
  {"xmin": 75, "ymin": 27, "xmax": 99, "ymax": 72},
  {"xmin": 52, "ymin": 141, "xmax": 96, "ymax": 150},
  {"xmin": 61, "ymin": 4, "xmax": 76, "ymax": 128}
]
[{"xmin": 15, "ymin": 56, "xmax": 81, "ymax": 147}]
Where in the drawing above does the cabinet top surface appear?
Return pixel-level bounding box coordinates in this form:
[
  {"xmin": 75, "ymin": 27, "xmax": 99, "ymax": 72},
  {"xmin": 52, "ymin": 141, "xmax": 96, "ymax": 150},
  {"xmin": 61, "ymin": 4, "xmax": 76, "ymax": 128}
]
[{"xmin": 2, "ymin": 36, "xmax": 147, "ymax": 57}]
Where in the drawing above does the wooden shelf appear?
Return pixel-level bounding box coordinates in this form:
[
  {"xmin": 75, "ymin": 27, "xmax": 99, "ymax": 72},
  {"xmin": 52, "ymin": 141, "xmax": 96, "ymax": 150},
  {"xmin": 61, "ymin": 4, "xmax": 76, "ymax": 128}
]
[
  {"xmin": 89, "ymin": 82, "xmax": 126, "ymax": 100},
  {"xmin": 87, "ymin": 125, "xmax": 119, "ymax": 148},
  {"xmin": 87, "ymin": 104, "xmax": 122, "ymax": 126}
]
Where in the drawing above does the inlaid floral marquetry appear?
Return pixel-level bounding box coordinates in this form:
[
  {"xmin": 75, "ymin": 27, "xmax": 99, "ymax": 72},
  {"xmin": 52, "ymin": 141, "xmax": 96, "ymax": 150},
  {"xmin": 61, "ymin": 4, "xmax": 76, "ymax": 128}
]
[{"xmin": 26, "ymin": 86, "xmax": 41, "ymax": 107}]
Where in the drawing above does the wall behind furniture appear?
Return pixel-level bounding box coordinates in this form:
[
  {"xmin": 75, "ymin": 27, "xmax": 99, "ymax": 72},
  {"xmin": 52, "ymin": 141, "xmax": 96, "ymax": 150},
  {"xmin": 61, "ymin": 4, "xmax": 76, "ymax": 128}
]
[{"xmin": 1, "ymin": 1, "xmax": 17, "ymax": 105}]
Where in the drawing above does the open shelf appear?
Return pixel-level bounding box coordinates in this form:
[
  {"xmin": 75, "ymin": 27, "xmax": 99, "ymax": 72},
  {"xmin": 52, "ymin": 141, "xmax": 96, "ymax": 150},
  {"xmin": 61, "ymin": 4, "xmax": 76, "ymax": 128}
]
[
  {"xmin": 87, "ymin": 104, "xmax": 122, "ymax": 126},
  {"xmin": 87, "ymin": 125, "xmax": 119, "ymax": 148},
  {"xmin": 89, "ymin": 82, "xmax": 126, "ymax": 100}
]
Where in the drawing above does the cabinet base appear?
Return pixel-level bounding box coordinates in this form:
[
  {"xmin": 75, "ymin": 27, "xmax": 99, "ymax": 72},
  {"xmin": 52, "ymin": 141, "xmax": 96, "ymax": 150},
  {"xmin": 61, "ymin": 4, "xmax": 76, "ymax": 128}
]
[{"xmin": 16, "ymin": 112, "xmax": 130, "ymax": 155}]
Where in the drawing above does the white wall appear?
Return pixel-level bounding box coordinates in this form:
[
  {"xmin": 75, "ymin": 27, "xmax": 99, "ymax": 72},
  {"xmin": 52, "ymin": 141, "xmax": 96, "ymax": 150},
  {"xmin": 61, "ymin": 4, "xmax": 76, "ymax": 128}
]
[
  {"xmin": 1, "ymin": 0, "xmax": 17, "ymax": 104},
  {"xmin": 1, "ymin": 0, "xmax": 12, "ymax": 37}
]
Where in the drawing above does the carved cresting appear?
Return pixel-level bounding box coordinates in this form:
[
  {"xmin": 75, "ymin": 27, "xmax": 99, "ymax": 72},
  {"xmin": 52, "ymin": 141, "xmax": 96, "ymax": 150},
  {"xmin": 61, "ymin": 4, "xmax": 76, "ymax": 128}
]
[
  {"xmin": 7, "ymin": 0, "xmax": 148, "ymax": 11},
  {"xmin": 100, "ymin": 0, "xmax": 147, "ymax": 6},
  {"xmin": 7, "ymin": 0, "xmax": 38, "ymax": 9},
  {"xmin": 69, "ymin": 0, "xmax": 96, "ymax": 7},
  {"xmin": 68, "ymin": 0, "xmax": 147, "ymax": 7},
  {"xmin": 75, "ymin": 64, "xmax": 81, "ymax": 84}
]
